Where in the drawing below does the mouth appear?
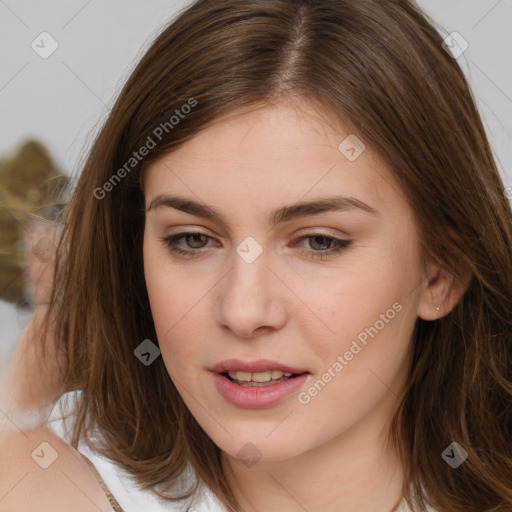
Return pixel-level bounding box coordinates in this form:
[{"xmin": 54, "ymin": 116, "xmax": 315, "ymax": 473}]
[
  {"xmin": 211, "ymin": 363, "xmax": 310, "ymax": 408},
  {"xmin": 221, "ymin": 369, "xmax": 305, "ymax": 387},
  {"xmin": 209, "ymin": 358, "xmax": 310, "ymax": 389}
]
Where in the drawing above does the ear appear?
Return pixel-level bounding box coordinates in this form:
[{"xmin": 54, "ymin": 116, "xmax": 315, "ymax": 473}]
[{"xmin": 417, "ymin": 253, "xmax": 472, "ymax": 321}]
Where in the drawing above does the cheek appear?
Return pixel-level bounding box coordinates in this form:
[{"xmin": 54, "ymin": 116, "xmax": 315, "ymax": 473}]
[
  {"xmin": 303, "ymin": 238, "xmax": 421, "ymax": 368},
  {"xmin": 145, "ymin": 275, "xmax": 195, "ymax": 351},
  {"xmin": 298, "ymin": 293, "xmax": 414, "ymax": 421},
  {"xmin": 146, "ymin": 281, "xmax": 202, "ymax": 381},
  {"xmin": 143, "ymin": 245, "xmax": 211, "ymax": 376},
  {"xmin": 306, "ymin": 289, "xmax": 411, "ymax": 377},
  {"xmin": 144, "ymin": 238, "xmax": 190, "ymax": 329}
]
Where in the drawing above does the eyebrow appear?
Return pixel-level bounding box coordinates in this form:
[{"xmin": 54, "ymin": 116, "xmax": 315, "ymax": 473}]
[{"xmin": 146, "ymin": 194, "xmax": 377, "ymax": 226}]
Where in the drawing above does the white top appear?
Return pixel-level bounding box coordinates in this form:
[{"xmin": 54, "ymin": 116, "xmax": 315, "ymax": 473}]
[{"xmin": 45, "ymin": 391, "xmax": 435, "ymax": 512}]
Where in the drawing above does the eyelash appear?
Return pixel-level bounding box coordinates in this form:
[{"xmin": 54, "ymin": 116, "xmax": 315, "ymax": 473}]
[{"xmin": 162, "ymin": 232, "xmax": 352, "ymax": 260}]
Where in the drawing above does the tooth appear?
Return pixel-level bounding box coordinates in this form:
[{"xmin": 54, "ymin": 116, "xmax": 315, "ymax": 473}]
[
  {"xmin": 251, "ymin": 371, "xmax": 272, "ymax": 382},
  {"xmin": 233, "ymin": 371, "xmax": 252, "ymax": 382},
  {"xmin": 226, "ymin": 370, "xmax": 295, "ymax": 383}
]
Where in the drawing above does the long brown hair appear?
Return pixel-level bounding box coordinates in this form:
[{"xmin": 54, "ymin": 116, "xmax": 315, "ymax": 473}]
[{"xmin": 41, "ymin": 0, "xmax": 512, "ymax": 510}]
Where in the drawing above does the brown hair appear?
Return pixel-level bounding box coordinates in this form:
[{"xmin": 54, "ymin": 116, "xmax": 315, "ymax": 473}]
[{"xmin": 41, "ymin": 0, "xmax": 512, "ymax": 510}]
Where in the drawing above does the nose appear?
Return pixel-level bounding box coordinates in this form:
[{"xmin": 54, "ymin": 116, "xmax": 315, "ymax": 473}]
[{"xmin": 215, "ymin": 250, "xmax": 287, "ymax": 339}]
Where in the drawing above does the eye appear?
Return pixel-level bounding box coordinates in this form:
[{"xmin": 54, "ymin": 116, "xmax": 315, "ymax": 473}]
[
  {"xmin": 291, "ymin": 233, "xmax": 352, "ymax": 260},
  {"xmin": 162, "ymin": 232, "xmax": 352, "ymax": 260},
  {"xmin": 163, "ymin": 232, "xmax": 212, "ymax": 257}
]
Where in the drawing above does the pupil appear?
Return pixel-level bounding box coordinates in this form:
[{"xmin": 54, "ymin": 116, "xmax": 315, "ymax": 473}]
[
  {"xmin": 311, "ymin": 235, "xmax": 330, "ymax": 250},
  {"xmin": 188, "ymin": 233, "xmax": 206, "ymax": 248}
]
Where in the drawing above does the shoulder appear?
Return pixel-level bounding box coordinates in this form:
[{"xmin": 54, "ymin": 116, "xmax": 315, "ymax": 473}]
[{"xmin": 0, "ymin": 424, "xmax": 115, "ymax": 511}]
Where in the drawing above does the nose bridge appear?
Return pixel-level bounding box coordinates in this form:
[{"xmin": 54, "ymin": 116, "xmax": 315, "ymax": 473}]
[
  {"xmin": 216, "ymin": 237, "xmax": 285, "ymax": 336},
  {"xmin": 225, "ymin": 240, "xmax": 272, "ymax": 306}
]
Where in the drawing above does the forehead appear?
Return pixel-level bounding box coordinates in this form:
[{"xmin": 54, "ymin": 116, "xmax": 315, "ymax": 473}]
[{"xmin": 143, "ymin": 100, "xmax": 404, "ymax": 221}]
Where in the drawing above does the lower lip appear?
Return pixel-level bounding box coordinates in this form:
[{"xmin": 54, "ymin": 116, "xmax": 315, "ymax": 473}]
[{"xmin": 212, "ymin": 372, "xmax": 309, "ymax": 409}]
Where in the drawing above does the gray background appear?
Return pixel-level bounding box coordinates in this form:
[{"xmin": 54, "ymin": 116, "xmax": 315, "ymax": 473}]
[{"xmin": 1, "ymin": 0, "xmax": 511, "ymax": 370}]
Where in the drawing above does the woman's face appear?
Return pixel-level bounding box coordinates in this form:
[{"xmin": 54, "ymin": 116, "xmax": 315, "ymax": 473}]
[{"xmin": 143, "ymin": 98, "xmax": 430, "ymax": 462}]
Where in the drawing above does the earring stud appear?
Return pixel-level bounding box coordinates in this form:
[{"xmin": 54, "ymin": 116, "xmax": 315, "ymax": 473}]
[{"xmin": 435, "ymin": 305, "xmax": 441, "ymax": 312}]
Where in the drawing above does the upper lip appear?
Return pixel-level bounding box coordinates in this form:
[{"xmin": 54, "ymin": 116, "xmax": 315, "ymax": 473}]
[{"xmin": 209, "ymin": 358, "xmax": 309, "ymax": 374}]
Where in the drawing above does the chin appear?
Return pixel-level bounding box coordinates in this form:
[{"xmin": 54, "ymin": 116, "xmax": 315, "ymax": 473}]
[{"xmin": 211, "ymin": 431, "xmax": 307, "ymax": 465}]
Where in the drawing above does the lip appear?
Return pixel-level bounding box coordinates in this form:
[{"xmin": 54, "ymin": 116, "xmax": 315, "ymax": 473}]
[
  {"xmin": 209, "ymin": 358, "xmax": 309, "ymax": 374},
  {"xmin": 209, "ymin": 358, "xmax": 310, "ymax": 409},
  {"xmin": 212, "ymin": 372, "xmax": 309, "ymax": 409}
]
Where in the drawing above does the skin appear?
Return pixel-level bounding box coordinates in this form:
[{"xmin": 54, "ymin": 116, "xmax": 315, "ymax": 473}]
[
  {"xmin": 143, "ymin": 97, "xmax": 468, "ymax": 512},
  {"xmin": 0, "ymin": 426, "xmax": 115, "ymax": 511}
]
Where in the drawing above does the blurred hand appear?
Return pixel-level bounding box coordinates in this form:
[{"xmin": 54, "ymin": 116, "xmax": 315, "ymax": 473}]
[{"xmin": 24, "ymin": 219, "xmax": 60, "ymax": 305}]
